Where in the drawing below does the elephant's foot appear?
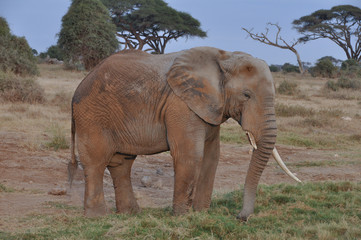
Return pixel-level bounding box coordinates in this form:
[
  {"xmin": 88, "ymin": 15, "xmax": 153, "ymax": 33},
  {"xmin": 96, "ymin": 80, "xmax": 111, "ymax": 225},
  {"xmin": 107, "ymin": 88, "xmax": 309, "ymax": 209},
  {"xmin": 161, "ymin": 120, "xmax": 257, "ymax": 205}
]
[
  {"xmin": 173, "ymin": 202, "xmax": 192, "ymax": 216},
  {"xmin": 116, "ymin": 202, "xmax": 140, "ymax": 215},
  {"xmin": 84, "ymin": 205, "xmax": 108, "ymax": 217},
  {"xmin": 237, "ymin": 207, "xmax": 254, "ymax": 222}
]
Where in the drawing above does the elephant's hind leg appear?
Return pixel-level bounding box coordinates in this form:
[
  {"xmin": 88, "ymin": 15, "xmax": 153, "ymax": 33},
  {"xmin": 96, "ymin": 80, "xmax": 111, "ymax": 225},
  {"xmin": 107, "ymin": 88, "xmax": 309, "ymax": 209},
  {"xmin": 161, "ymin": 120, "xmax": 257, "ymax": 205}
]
[
  {"xmin": 77, "ymin": 129, "xmax": 112, "ymax": 217},
  {"xmin": 83, "ymin": 164, "xmax": 107, "ymax": 217},
  {"xmin": 107, "ymin": 154, "xmax": 140, "ymax": 214}
]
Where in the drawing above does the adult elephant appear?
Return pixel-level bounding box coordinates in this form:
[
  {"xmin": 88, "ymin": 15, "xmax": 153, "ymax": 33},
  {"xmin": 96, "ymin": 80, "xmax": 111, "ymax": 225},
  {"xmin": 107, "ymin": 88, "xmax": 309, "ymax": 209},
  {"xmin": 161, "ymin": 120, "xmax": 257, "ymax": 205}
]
[{"xmin": 69, "ymin": 47, "xmax": 300, "ymax": 221}]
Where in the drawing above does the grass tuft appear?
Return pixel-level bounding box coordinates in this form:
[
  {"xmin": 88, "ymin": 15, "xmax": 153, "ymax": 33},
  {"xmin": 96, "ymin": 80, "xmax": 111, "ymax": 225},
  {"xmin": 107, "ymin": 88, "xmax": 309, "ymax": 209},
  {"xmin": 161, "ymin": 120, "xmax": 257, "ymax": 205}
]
[
  {"xmin": 45, "ymin": 123, "xmax": 69, "ymax": 150},
  {"xmin": 0, "ymin": 183, "xmax": 15, "ymax": 193}
]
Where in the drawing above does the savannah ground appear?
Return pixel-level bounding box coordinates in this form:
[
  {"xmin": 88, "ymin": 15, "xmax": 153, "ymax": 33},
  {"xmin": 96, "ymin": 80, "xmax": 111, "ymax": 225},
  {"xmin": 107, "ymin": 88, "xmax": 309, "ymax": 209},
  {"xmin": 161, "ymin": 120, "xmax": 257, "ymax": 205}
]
[{"xmin": 0, "ymin": 64, "xmax": 360, "ymax": 239}]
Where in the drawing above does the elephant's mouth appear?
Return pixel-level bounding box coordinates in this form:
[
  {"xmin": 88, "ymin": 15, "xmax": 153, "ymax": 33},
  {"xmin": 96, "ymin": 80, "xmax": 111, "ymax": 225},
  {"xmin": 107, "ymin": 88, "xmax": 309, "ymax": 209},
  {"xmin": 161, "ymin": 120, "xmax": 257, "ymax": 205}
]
[{"xmin": 245, "ymin": 131, "xmax": 302, "ymax": 183}]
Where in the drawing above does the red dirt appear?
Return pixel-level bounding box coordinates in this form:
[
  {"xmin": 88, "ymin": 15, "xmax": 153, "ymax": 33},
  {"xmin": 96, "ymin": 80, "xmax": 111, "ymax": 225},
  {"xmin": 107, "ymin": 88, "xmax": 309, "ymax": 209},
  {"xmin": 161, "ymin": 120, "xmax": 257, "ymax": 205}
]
[{"xmin": 0, "ymin": 130, "xmax": 360, "ymax": 224}]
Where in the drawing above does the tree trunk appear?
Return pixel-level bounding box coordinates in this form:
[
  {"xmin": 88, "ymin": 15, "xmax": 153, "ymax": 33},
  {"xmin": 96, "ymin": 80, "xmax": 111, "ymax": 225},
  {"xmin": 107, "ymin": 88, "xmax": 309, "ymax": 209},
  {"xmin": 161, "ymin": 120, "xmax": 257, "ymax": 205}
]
[{"xmin": 294, "ymin": 50, "xmax": 304, "ymax": 74}]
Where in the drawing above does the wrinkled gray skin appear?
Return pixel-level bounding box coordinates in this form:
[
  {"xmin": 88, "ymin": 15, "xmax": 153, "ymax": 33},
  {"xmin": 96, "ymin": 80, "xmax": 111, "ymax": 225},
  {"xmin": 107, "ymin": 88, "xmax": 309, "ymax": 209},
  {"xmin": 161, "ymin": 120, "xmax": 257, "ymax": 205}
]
[{"xmin": 70, "ymin": 47, "xmax": 277, "ymax": 221}]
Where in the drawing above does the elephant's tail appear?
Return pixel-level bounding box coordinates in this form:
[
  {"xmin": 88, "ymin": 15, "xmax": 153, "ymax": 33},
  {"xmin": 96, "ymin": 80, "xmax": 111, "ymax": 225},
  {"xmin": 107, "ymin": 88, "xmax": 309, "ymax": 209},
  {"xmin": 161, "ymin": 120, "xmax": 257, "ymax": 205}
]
[{"xmin": 68, "ymin": 108, "xmax": 78, "ymax": 188}]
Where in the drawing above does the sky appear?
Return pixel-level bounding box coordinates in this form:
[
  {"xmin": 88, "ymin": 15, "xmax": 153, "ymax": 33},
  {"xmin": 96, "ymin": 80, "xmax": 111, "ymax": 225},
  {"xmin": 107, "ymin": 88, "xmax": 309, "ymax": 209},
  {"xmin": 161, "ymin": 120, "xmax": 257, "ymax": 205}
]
[{"xmin": 0, "ymin": 0, "xmax": 360, "ymax": 65}]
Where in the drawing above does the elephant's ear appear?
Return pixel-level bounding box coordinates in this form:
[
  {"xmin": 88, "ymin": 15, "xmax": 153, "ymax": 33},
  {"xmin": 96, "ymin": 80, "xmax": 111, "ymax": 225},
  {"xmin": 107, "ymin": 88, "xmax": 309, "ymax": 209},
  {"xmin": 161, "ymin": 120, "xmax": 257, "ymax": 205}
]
[{"xmin": 167, "ymin": 47, "xmax": 229, "ymax": 125}]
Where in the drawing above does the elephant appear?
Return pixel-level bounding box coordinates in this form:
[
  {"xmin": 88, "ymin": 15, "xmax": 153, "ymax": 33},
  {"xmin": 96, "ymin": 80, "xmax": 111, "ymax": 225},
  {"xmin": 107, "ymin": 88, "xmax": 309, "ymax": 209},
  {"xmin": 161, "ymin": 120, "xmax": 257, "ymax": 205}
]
[{"xmin": 69, "ymin": 47, "xmax": 300, "ymax": 221}]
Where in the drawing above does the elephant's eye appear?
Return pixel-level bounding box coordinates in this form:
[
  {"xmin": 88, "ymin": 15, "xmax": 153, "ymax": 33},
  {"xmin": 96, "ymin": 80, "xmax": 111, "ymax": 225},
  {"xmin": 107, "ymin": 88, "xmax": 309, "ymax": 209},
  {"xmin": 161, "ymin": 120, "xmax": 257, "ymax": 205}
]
[{"xmin": 244, "ymin": 92, "xmax": 251, "ymax": 99}]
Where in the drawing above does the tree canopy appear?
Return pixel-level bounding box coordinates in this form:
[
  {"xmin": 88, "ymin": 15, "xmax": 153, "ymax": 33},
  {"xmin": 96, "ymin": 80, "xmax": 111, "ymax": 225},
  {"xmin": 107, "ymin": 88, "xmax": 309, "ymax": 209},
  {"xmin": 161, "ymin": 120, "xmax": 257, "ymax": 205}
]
[
  {"xmin": 293, "ymin": 5, "xmax": 361, "ymax": 62},
  {"xmin": 0, "ymin": 17, "xmax": 38, "ymax": 76},
  {"xmin": 58, "ymin": 0, "xmax": 119, "ymax": 70},
  {"xmin": 101, "ymin": 0, "xmax": 207, "ymax": 53}
]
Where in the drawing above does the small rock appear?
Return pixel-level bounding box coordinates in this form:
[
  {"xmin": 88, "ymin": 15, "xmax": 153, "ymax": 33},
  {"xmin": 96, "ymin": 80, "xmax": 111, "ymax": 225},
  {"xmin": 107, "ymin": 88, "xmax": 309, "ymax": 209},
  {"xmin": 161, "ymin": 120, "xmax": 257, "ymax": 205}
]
[
  {"xmin": 153, "ymin": 179, "xmax": 163, "ymax": 189},
  {"xmin": 140, "ymin": 176, "xmax": 152, "ymax": 188},
  {"xmin": 341, "ymin": 116, "xmax": 352, "ymax": 121},
  {"xmin": 156, "ymin": 168, "xmax": 164, "ymax": 176},
  {"xmin": 48, "ymin": 187, "xmax": 67, "ymax": 196}
]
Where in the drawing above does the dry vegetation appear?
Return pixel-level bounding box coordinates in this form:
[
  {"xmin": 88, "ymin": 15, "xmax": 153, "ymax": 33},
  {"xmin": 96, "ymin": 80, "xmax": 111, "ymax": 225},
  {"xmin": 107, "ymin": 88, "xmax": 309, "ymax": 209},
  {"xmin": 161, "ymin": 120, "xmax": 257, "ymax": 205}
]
[
  {"xmin": 0, "ymin": 64, "xmax": 86, "ymax": 150},
  {"xmin": 1, "ymin": 64, "xmax": 361, "ymax": 239}
]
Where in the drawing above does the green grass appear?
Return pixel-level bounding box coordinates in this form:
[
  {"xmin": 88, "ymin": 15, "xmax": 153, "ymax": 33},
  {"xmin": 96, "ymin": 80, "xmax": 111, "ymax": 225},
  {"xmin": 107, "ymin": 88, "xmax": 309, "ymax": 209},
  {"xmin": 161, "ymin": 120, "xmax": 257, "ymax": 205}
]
[
  {"xmin": 0, "ymin": 183, "xmax": 15, "ymax": 193},
  {"xmin": 220, "ymin": 124, "xmax": 248, "ymax": 145},
  {"xmin": 2, "ymin": 182, "xmax": 360, "ymax": 239},
  {"xmin": 276, "ymin": 131, "xmax": 361, "ymax": 150},
  {"xmin": 44, "ymin": 123, "xmax": 69, "ymax": 150}
]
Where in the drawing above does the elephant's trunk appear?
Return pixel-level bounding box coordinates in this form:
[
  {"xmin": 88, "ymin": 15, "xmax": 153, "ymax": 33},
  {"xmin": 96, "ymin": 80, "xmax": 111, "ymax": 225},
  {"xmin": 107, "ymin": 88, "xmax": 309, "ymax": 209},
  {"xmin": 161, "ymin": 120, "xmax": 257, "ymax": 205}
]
[{"xmin": 238, "ymin": 104, "xmax": 277, "ymax": 221}]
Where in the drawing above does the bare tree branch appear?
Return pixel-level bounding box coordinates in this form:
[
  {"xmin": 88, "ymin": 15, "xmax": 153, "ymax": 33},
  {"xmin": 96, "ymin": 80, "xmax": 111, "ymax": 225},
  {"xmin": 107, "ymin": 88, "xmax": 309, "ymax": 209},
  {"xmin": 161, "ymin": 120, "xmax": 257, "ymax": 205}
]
[{"xmin": 242, "ymin": 23, "xmax": 304, "ymax": 74}]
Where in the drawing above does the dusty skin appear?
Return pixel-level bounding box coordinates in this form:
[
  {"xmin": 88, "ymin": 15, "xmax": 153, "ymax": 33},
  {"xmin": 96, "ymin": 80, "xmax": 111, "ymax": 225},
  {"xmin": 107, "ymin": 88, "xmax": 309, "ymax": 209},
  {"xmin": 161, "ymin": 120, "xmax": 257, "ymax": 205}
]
[{"xmin": 0, "ymin": 64, "xmax": 360, "ymax": 231}]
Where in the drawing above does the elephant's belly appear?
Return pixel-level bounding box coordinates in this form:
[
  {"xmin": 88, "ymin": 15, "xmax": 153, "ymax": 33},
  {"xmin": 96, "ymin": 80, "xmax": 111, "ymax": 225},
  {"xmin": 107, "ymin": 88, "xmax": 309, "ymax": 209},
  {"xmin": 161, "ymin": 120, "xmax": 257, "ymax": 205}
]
[{"xmin": 112, "ymin": 123, "xmax": 170, "ymax": 155}]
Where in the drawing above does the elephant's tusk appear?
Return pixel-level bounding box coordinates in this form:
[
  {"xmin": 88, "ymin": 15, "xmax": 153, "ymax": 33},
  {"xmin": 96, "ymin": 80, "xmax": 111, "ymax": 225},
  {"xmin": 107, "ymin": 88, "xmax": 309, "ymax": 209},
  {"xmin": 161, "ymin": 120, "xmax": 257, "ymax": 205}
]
[
  {"xmin": 272, "ymin": 148, "xmax": 302, "ymax": 183},
  {"xmin": 246, "ymin": 131, "xmax": 257, "ymax": 150}
]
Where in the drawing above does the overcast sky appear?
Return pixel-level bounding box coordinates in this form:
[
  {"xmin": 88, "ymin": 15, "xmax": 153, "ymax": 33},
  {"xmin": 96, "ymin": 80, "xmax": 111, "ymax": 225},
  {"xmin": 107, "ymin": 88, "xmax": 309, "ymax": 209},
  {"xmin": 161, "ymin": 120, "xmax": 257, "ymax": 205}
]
[{"xmin": 0, "ymin": 0, "xmax": 359, "ymax": 65}]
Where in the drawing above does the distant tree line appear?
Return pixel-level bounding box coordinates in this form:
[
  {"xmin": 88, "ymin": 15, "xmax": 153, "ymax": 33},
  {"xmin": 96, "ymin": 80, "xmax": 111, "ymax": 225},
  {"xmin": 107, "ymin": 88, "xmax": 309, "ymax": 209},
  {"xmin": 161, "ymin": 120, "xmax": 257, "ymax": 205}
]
[{"xmin": 269, "ymin": 57, "xmax": 361, "ymax": 79}]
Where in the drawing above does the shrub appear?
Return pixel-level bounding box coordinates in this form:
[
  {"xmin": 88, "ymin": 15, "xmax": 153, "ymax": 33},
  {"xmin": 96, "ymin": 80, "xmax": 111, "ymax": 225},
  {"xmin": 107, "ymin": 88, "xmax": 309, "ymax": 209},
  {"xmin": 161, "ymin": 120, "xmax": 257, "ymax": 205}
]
[
  {"xmin": 0, "ymin": 17, "xmax": 39, "ymax": 76},
  {"xmin": 269, "ymin": 64, "xmax": 280, "ymax": 72},
  {"xmin": 341, "ymin": 59, "xmax": 359, "ymax": 71},
  {"xmin": 277, "ymin": 80, "xmax": 298, "ymax": 95},
  {"xmin": 39, "ymin": 45, "xmax": 64, "ymax": 61},
  {"xmin": 325, "ymin": 77, "xmax": 361, "ymax": 91},
  {"xmin": 282, "ymin": 63, "xmax": 300, "ymax": 73},
  {"xmin": 45, "ymin": 124, "xmax": 69, "ymax": 150},
  {"xmin": 337, "ymin": 77, "xmax": 361, "ymax": 90},
  {"xmin": 340, "ymin": 59, "xmax": 361, "ymax": 78},
  {"xmin": 0, "ymin": 71, "xmax": 45, "ymax": 103},
  {"xmin": 309, "ymin": 58, "xmax": 338, "ymax": 78}
]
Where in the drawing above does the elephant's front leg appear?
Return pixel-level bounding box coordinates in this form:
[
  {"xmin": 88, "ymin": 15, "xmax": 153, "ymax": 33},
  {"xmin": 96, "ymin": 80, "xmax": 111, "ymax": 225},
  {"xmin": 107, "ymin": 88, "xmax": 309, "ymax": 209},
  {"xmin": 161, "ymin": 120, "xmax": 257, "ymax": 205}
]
[
  {"xmin": 193, "ymin": 127, "xmax": 220, "ymax": 211},
  {"xmin": 171, "ymin": 143, "xmax": 204, "ymax": 215},
  {"xmin": 167, "ymin": 123, "xmax": 206, "ymax": 215}
]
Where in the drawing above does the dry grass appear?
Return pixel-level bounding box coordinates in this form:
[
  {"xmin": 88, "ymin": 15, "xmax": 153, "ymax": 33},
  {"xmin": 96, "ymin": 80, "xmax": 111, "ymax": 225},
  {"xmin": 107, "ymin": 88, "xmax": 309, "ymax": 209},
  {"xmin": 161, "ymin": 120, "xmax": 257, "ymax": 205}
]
[{"xmin": 0, "ymin": 64, "xmax": 85, "ymax": 150}]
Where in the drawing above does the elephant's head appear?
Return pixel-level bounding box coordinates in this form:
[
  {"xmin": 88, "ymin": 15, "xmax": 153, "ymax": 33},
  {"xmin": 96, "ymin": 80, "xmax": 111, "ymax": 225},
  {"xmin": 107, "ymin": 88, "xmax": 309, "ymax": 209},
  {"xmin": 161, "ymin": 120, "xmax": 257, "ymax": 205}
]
[{"xmin": 167, "ymin": 47, "xmax": 300, "ymax": 220}]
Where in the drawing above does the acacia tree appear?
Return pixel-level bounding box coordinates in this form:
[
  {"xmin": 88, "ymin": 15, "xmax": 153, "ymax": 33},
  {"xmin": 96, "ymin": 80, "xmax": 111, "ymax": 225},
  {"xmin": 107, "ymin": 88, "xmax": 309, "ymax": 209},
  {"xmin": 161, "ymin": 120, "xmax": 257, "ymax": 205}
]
[
  {"xmin": 242, "ymin": 23, "xmax": 304, "ymax": 74},
  {"xmin": 58, "ymin": 0, "xmax": 119, "ymax": 70},
  {"xmin": 102, "ymin": 0, "xmax": 207, "ymax": 53},
  {"xmin": 293, "ymin": 5, "xmax": 361, "ymax": 62}
]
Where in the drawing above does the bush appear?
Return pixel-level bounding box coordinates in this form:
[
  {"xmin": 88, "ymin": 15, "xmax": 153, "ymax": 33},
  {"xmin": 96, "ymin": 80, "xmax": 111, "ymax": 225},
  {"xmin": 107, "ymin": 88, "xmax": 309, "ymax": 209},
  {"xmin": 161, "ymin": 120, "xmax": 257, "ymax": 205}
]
[
  {"xmin": 0, "ymin": 71, "xmax": 45, "ymax": 103},
  {"xmin": 39, "ymin": 45, "xmax": 64, "ymax": 61},
  {"xmin": 277, "ymin": 80, "xmax": 298, "ymax": 95},
  {"xmin": 325, "ymin": 80, "xmax": 339, "ymax": 91},
  {"xmin": 0, "ymin": 17, "xmax": 39, "ymax": 76},
  {"xmin": 45, "ymin": 123, "xmax": 69, "ymax": 150},
  {"xmin": 325, "ymin": 77, "xmax": 361, "ymax": 91},
  {"xmin": 269, "ymin": 64, "xmax": 280, "ymax": 72},
  {"xmin": 282, "ymin": 63, "xmax": 300, "ymax": 73},
  {"xmin": 340, "ymin": 59, "xmax": 361, "ymax": 78},
  {"xmin": 309, "ymin": 58, "xmax": 338, "ymax": 78},
  {"xmin": 341, "ymin": 59, "xmax": 359, "ymax": 71}
]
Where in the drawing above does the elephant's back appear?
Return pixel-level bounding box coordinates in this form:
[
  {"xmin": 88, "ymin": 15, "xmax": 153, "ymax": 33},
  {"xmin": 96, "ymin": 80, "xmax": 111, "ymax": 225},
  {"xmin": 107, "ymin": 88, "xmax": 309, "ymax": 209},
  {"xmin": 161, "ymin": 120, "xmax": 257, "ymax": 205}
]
[{"xmin": 72, "ymin": 50, "xmax": 176, "ymax": 105}]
